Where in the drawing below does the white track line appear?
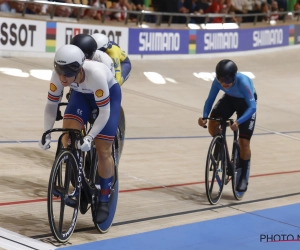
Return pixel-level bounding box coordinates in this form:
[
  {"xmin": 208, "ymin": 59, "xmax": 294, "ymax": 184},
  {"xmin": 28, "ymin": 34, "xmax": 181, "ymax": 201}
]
[
  {"xmin": 0, "ymin": 227, "xmax": 55, "ymax": 250},
  {"xmin": 257, "ymin": 126, "xmax": 300, "ymax": 141}
]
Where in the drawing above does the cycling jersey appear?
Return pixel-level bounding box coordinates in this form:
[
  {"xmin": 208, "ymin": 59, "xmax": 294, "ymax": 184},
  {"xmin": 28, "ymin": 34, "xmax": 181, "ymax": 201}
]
[
  {"xmin": 105, "ymin": 41, "xmax": 128, "ymax": 85},
  {"xmin": 45, "ymin": 60, "xmax": 118, "ymax": 139},
  {"xmin": 203, "ymin": 72, "xmax": 257, "ymax": 124},
  {"xmin": 92, "ymin": 50, "xmax": 115, "ymax": 77}
]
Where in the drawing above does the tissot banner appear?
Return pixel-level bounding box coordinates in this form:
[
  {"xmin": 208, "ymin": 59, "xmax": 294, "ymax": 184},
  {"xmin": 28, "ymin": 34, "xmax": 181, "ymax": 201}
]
[{"xmin": 0, "ymin": 17, "xmax": 45, "ymax": 51}]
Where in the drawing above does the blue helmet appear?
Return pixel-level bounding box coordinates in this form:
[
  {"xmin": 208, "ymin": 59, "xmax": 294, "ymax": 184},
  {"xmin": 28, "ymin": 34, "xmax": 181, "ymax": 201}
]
[{"xmin": 216, "ymin": 59, "xmax": 238, "ymax": 84}]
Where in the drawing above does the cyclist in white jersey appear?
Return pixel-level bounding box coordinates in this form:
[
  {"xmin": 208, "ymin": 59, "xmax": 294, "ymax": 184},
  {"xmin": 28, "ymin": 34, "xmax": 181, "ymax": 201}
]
[{"xmin": 38, "ymin": 44, "xmax": 122, "ymax": 223}]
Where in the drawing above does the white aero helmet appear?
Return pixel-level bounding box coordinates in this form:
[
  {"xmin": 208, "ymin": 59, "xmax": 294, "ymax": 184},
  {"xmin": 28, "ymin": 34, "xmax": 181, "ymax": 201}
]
[
  {"xmin": 54, "ymin": 44, "xmax": 85, "ymax": 77},
  {"xmin": 91, "ymin": 33, "xmax": 109, "ymax": 51}
]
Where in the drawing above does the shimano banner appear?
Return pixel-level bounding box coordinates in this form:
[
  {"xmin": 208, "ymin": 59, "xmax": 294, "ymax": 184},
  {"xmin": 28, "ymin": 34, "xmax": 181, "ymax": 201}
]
[
  {"xmin": 128, "ymin": 29, "xmax": 189, "ymax": 54},
  {"xmin": 196, "ymin": 26, "xmax": 289, "ymax": 53}
]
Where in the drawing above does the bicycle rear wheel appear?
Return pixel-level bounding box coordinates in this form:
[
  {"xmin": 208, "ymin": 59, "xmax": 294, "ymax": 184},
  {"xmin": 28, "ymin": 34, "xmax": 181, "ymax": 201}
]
[
  {"xmin": 231, "ymin": 143, "xmax": 248, "ymax": 200},
  {"xmin": 47, "ymin": 150, "xmax": 80, "ymax": 243},
  {"xmin": 118, "ymin": 106, "xmax": 125, "ymax": 156},
  {"xmin": 93, "ymin": 141, "xmax": 119, "ymax": 233},
  {"xmin": 205, "ymin": 135, "xmax": 226, "ymax": 205}
]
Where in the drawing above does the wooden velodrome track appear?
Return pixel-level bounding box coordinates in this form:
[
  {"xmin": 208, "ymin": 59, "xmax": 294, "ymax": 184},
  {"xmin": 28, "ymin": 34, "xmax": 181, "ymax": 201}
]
[{"xmin": 0, "ymin": 46, "xmax": 300, "ymax": 249}]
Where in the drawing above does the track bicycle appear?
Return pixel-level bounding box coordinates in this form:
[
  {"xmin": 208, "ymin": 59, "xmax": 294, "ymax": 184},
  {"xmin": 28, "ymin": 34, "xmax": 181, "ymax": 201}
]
[
  {"xmin": 203, "ymin": 117, "xmax": 249, "ymax": 205},
  {"xmin": 43, "ymin": 103, "xmax": 125, "ymax": 243}
]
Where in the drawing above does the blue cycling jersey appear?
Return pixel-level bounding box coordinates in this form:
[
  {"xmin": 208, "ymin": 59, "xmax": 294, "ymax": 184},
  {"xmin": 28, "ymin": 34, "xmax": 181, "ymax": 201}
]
[{"xmin": 203, "ymin": 72, "xmax": 257, "ymax": 124}]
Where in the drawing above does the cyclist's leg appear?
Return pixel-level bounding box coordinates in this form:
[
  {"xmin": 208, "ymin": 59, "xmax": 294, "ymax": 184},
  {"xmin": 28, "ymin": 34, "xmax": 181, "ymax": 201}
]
[
  {"xmin": 208, "ymin": 95, "xmax": 235, "ymax": 160},
  {"xmin": 208, "ymin": 94, "xmax": 235, "ymax": 137},
  {"xmin": 62, "ymin": 91, "xmax": 92, "ymax": 147},
  {"xmin": 120, "ymin": 57, "xmax": 131, "ymax": 86},
  {"xmin": 235, "ymin": 93, "xmax": 257, "ymax": 191},
  {"xmin": 94, "ymin": 83, "xmax": 121, "ymax": 223}
]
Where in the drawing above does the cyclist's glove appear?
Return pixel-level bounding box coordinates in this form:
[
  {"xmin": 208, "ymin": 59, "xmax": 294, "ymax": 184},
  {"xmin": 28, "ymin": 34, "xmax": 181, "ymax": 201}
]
[
  {"xmin": 38, "ymin": 134, "xmax": 51, "ymax": 150},
  {"xmin": 78, "ymin": 135, "xmax": 93, "ymax": 152}
]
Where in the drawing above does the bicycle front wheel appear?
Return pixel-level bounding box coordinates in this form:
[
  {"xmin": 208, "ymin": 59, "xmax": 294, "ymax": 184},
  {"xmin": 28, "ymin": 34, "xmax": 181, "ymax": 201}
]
[
  {"xmin": 47, "ymin": 150, "xmax": 80, "ymax": 243},
  {"xmin": 205, "ymin": 135, "xmax": 226, "ymax": 205}
]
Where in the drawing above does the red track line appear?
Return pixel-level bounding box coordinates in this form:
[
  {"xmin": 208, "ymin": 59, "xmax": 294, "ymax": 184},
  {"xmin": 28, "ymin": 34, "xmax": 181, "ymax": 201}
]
[{"xmin": 1, "ymin": 169, "xmax": 300, "ymax": 207}]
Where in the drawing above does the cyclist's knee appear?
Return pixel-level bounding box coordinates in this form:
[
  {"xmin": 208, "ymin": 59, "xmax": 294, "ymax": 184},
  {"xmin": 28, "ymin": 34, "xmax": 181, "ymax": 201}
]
[
  {"xmin": 98, "ymin": 150, "xmax": 112, "ymax": 162},
  {"xmin": 239, "ymin": 138, "xmax": 250, "ymax": 151},
  {"xmin": 95, "ymin": 140, "xmax": 113, "ymax": 161},
  {"xmin": 208, "ymin": 121, "xmax": 219, "ymax": 137}
]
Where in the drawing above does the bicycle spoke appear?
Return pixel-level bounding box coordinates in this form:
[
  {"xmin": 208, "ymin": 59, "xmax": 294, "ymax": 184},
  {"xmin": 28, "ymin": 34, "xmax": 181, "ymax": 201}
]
[
  {"xmin": 64, "ymin": 161, "xmax": 71, "ymax": 192},
  {"xmin": 215, "ymin": 173, "xmax": 222, "ymax": 187},
  {"xmin": 59, "ymin": 198, "xmax": 65, "ymax": 233},
  {"xmin": 209, "ymin": 163, "xmax": 215, "ymax": 193},
  {"xmin": 209, "ymin": 153, "xmax": 217, "ymax": 168}
]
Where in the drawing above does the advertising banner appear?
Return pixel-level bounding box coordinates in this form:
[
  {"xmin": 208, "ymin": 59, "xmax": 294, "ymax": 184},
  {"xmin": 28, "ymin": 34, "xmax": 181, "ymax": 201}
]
[
  {"xmin": 128, "ymin": 28, "xmax": 189, "ymax": 54},
  {"xmin": 55, "ymin": 23, "xmax": 129, "ymax": 53},
  {"xmin": 293, "ymin": 25, "xmax": 300, "ymax": 44},
  {"xmin": 0, "ymin": 17, "xmax": 45, "ymax": 51},
  {"xmin": 196, "ymin": 26, "xmax": 289, "ymax": 53}
]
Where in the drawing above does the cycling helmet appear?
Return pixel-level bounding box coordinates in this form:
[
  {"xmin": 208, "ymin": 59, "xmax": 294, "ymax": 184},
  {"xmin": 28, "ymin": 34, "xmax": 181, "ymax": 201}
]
[
  {"xmin": 70, "ymin": 34, "xmax": 97, "ymax": 60},
  {"xmin": 91, "ymin": 33, "xmax": 109, "ymax": 52},
  {"xmin": 54, "ymin": 44, "xmax": 85, "ymax": 77},
  {"xmin": 215, "ymin": 59, "xmax": 238, "ymax": 84}
]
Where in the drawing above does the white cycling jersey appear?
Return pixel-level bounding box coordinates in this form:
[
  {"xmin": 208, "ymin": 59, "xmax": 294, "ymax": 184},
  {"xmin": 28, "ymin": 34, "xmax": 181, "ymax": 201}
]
[
  {"xmin": 92, "ymin": 50, "xmax": 115, "ymax": 78},
  {"xmin": 44, "ymin": 60, "xmax": 117, "ymax": 139}
]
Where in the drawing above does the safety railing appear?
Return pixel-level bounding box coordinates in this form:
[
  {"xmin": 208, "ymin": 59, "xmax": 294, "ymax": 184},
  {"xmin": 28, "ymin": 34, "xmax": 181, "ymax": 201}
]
[{"xmin": 5, "ymin": 0, "xmax": 300, "ymax": 27}]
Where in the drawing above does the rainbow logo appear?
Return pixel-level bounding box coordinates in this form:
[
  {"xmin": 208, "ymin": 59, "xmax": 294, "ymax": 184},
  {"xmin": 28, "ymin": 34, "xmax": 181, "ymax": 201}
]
[
  {"xmin": 189, "ymin": 30, "xmax": 197, "ymax": 54},
  {"xmin": 46, "ymin": 22, "xmax": 56, "ymax": 52},
  {"xmin": 289, "ymin": 25, "xmax": 294, "ymax": 45}
]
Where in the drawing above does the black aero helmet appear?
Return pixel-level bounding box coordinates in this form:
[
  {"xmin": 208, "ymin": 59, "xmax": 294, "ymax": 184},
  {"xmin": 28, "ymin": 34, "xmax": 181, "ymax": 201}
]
[
  {"xmin": 216, "ymin": 59, "xmax": 238, "ymax": 84},
  {"xmin": 54, "ymin": 44, "xmax": 85, "ymax": 77},
  {"xmin": 70, "ymin": 34, "xmax": 97, "ymax": 60}
]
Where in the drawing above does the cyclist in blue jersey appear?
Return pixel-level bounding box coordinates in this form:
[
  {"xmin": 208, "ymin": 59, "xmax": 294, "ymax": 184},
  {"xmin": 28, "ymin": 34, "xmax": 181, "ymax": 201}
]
[{"xmin": 198, "ymin": 59, "xmax": 257, "ymax": 192}]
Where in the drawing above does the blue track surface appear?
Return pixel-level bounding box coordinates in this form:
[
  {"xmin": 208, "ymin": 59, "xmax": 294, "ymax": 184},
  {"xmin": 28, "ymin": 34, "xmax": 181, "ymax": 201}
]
[{"xmin": 61, "ymin": 203, "xmax": 300, "ymax": 250}]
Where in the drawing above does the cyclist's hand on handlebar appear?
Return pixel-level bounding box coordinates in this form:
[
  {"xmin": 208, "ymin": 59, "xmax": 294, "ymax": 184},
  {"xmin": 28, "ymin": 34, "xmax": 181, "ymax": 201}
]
[
  {"xmin": 230, "ymin": 121, "xmax": 239, "ymax": 131},
  {"xmin": 38, "ymin": 134, "xmax": 51, "ymax": 150},
  {"xmin": 198, "ymin": 117, "xmax": 207, "ymax": 127},
  {"xmin": 78, "ymin": 135, "xmax": 93, "ymax": 152}
]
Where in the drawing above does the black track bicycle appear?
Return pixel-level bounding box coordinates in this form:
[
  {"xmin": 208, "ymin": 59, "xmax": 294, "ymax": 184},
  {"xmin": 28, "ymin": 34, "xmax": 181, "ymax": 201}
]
[
  {"xmin": 43, "ymin": 103, "xmax": 125, "ymax": 243},
  {"xmin": 203, "ymin": 117, "xmax": 249, "ymax": 205}
]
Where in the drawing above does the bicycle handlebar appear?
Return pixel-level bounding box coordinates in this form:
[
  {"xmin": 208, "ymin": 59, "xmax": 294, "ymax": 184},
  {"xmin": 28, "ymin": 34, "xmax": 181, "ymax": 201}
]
[
  {"xmin": 201, "ymin": 117, "xmax": 234, "ymax": 128},
  {"xmin": 58, "ymin": 102, "xmax": 68, "ymax": 107},
  {"xmin": 41, "ymin": 128, "xmax": 83, "ymax": 145}
]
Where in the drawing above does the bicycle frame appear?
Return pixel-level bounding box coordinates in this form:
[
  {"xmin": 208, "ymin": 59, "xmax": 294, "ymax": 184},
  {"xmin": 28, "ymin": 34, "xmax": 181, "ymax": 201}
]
[
  {"xmin": 220, "ymin": 121, "xmax": 239, "ymax": 175},
  {"xmin": 203, "ymin": 117, "xmax": 238, "ymax": 175}
]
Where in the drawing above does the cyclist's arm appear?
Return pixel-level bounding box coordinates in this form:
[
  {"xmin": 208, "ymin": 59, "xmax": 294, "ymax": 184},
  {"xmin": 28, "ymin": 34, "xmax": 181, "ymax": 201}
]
[
  {"xmin": 88, "ymin": 64, "xmax": 113, "ymax": 139},
  {"xmin": 203, "ymin": 80, "xmax": 220, "ymax": 118},
  {"xmin": 120, "ymin": 56, "xmax": 131, "ymax": 84},
  {"xmin": 44, "ymin": 72, "xmax": 63, "ymax": 131},
  {"xmin": 92, "ymin": 50, "xmax": 115, "ymax": 77},
  {"xmin": 237, "ymin": 80, "xmax": 256, "ymax": 124}
]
